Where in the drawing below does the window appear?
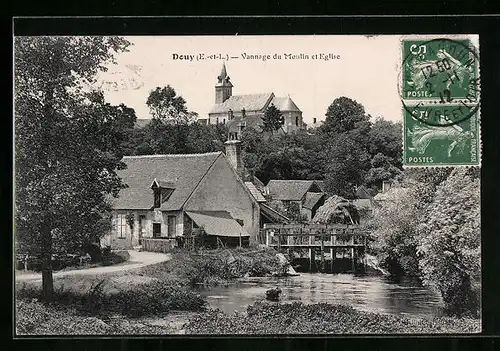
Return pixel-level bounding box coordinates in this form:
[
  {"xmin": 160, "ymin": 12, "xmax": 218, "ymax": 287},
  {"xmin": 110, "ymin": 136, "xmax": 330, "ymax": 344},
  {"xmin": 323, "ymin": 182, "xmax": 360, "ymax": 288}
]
[
  {"xmin": 117, "ymin": 214, "xmax": 127, "ymax": 239},
  {"xmin": 153, "ymin": 223, "xmax": 161, "ymax": 238},
  {"xmin": 296, "ymin": 116, "xmax": 299, "ymax": 126},
  {"xmin": 154, "ymin": 189, "xmax": 161, "ymax": 208},
  {"xmin": 228, "ymin": 109, "xmax": 233, "ymax": 120}
]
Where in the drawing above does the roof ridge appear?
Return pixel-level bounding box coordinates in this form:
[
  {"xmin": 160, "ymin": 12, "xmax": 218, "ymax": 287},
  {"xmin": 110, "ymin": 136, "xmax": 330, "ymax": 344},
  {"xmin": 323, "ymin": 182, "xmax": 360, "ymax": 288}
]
[{"xmin": 123, "ymin": 152, "xmax": 222, "ymax": 159}]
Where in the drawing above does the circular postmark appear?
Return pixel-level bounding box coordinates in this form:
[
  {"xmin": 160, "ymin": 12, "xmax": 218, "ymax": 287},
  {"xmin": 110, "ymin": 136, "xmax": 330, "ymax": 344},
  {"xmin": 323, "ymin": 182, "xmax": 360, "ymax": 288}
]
[{"xmin": 399, "ymin": 37, "xmax": 480, "ymax": 127}]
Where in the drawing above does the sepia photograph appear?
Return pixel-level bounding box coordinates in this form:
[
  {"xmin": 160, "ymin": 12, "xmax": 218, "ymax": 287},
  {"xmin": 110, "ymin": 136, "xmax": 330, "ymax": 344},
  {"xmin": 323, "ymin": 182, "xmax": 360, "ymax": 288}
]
[{"xmin": 13, "ymin": 34, "xmax": 481, "ymax": 335}]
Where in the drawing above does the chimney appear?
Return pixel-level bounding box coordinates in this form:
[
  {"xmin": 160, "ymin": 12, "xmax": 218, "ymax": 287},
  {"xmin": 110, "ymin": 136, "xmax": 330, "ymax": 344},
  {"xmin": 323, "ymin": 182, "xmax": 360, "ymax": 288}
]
[{"xmin": 225, "ymin": 139, "xmax": 244, "ymax": 179}]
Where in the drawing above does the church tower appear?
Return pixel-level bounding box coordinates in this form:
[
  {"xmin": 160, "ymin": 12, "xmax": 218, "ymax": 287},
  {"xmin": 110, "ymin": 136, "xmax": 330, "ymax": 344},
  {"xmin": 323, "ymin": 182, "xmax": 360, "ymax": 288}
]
[{"xmin": 215, "ymin": 61, "xmax": 233, "ymax": 104}]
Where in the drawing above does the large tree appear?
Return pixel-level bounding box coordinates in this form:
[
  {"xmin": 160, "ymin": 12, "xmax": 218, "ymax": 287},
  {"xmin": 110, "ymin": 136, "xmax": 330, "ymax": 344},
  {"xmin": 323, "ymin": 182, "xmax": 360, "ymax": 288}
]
[
  {"xmin": 261, "ymin": 103, "xmax": 284, "ymax": 135},
  {"xmin": 322, "ymin": 134, "xmax": 367, "ymax": 198},
  {"xmin": 14, "ymin": 36, "xmax": 131, "ymax": 299},
  {"xmin": 146, "ymin": 85, "xmax": 195, "ymax": 124},
  {"xmin": 320, "ymin": 96, "xmax": 371, "ymax": 135}
]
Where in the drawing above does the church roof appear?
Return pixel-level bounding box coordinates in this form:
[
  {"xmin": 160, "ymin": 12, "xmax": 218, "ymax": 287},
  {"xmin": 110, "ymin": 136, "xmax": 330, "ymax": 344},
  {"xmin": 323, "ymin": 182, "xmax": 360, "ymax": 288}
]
[
  {"xmin": 270, "ymin": 96, "xmax": 302, "ymax": 112},
  {"xmin": 209, "ymin": 93, "xmax": 274, "ymax": 114}
]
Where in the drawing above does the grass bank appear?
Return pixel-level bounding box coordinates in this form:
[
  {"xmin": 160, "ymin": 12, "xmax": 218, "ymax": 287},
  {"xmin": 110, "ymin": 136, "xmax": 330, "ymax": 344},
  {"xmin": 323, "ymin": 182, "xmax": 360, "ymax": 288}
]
[
  {"xmin": 15, "ymin": 272, "xmax": 206, "ymax": 336},
  {"xmin": 134, "ymin": 246, "xmax": 289, "ymax": 286},
  {"xmin": 186, "ymin": 301, "xmax": 481, "ymax": 334},
  {"xmin": 16, "ymin": 299, "xmax": 481, "ymax": 335}
]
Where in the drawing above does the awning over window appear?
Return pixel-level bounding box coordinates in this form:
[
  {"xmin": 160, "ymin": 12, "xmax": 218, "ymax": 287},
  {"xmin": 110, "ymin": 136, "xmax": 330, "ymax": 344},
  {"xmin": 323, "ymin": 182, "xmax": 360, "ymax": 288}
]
[{"xmin": 185, "ymin": 211, "xmax": 250, "ymax": 237}]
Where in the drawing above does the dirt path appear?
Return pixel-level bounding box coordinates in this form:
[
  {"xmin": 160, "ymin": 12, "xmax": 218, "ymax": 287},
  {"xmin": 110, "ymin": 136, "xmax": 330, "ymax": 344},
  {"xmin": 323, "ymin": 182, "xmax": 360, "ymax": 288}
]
[{"xmin": 15, "ymin": 250, "xmax": 171, "ymax": 282}]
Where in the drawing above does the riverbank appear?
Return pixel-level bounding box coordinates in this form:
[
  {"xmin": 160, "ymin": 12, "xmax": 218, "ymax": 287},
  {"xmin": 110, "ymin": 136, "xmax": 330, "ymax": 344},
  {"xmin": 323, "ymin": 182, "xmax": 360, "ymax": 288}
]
[
  {"xmin": 14, "ymin": 247, "xmax": 481, "ymax": 335},
  {"xmin": 16, "ymin": 298, "xmax": 480, "ymax": 335},
  {"xmin": 187, "ymin": 301, "xmax": 481, "ymax": 334}
]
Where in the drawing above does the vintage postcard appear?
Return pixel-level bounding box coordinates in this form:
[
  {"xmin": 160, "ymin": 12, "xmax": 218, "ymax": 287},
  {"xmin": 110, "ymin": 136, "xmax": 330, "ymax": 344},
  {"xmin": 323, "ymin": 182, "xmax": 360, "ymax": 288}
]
[{"xmin": 14, "ymin": 34, "xmax": 481, "ymax": 336}]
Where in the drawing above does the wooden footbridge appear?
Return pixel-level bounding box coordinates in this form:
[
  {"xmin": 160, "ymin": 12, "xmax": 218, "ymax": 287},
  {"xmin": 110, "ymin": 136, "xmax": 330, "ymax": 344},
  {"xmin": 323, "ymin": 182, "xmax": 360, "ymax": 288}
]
[{"xmin": 262, "ymin": 223, "xmax": 369, "ymax": 273}]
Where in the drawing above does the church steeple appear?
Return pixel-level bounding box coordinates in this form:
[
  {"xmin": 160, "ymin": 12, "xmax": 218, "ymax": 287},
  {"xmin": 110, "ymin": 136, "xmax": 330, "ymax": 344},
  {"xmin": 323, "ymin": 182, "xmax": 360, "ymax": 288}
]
[{"xmin": 215, "ymin": 61, "xmax": 233, "ymax": 104}]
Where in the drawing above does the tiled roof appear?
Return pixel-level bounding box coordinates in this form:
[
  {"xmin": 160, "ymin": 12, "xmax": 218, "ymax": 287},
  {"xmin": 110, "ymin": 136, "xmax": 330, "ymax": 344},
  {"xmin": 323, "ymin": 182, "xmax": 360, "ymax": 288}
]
[
  {"xmin": 209, "ymin": 93, "xmax": 274, "ymax": 114},
  {"xmin": 185, "ymin": 210, "xmax": 250, "ymax": 237},
  {"xmin": 267, "ymin": 180, "xmax": 319, "ymax": 201},
  {"xmin": 112, "ymin": 153, "xmax": 221, "ymax": 211},
  {"xmin": 302, "ymin": 192, "xmax": 325, "ymax": 210},
  {"xmin": 244, "ymin": 182, "xmax": 266, "ymax": 202},
  {"xmin": 270, "ymin": 96, "xmax": 302, "ymax": 112}
]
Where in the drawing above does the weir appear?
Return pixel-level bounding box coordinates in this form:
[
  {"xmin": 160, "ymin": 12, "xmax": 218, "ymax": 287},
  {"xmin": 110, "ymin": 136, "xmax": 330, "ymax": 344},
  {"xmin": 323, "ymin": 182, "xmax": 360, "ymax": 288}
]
[{"xmin": 261, "ymin": 223, "xmax": 369, "ymax": 273}]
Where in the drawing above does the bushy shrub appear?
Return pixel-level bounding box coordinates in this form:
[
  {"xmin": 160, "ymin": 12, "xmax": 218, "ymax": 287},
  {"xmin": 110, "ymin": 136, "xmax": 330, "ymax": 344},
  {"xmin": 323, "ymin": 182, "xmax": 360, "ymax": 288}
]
[
  {"xmin": 417, "ymin": 169, "xmax": 481, "ymax": 317},
  {"xmin": 15, "ymin": 299, "xmax": 172, "ymax": 335},
  {"xmin": 109, "ymin": 280, "xmax": 206, "ymax": 317},
  {"xmin": 185, "ymin": 301, "xmax": 481, "ymax": 334},
  {"xmin": 16, "ymin": 277, "xmax": 206, "ymax": 319},
  {"xmin": 101, "ymin": 250, "xmax": 130, "ymax": 266},
  {"xmin": 143, "ymin": 248, "xmax": 286, "ymax": 286}
]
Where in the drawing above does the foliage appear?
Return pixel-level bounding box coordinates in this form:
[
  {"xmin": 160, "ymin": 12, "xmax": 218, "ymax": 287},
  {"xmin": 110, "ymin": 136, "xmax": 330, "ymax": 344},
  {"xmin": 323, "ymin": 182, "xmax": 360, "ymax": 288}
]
[
  {"xmin": 322, "ymin": 134, "xmax": 367, "ymax": 198},
  {"xmin": 370, "ymin": 168, "xmax": 481, "ymax": 316},
  {"xmin": 127, "ymin": 119, "xmax": 227, "ymax": 155},
  {"xmin": 417, "ymin": 168, "xmax": 481, "ymax": 317},
  {"xmin": 146, "ymin": 85, "xmax": 196, "ymax": 124},
  {"xmin": 101, "ymin": 250, "xmax": 130, "ymax": 267},
  {"xmin": 16, "ymin": 275, "xmax": 206, "ymax": 320},
  {"xmin": 15, "ymin": 298, "xmax": 181, "ymax": 335},
  {"xmin": 320, "ymin": 96, "xmax": 371, "ymax": 135},
  {"xmin": 14, "ymin": 36, "xmax": 132, "ymax": 299},
  {"xmin": 261, "ymin": 103, "xmax": 284, "ymax": 134},
  {"xmin": 185, "ymin": 301, "xmax": 480, "ymax": 334},
  {"xmin": 137, "ymin": 247, "xmax": 287, "ymax": 286},
  {"xmin": 370, "ymin": 187, "xmax": 421, "ymax": 277},
  {"xmin": 241, "ymin": 128, "xmax": 325, "ymax": 184}
]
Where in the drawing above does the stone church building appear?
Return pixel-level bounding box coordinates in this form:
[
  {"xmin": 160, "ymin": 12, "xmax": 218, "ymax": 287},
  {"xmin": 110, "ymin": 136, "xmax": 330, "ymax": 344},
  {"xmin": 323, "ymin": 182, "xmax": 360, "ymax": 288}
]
[{"xmin": 207, "ymin": 62, "xmax": 306, "ymax": 139}]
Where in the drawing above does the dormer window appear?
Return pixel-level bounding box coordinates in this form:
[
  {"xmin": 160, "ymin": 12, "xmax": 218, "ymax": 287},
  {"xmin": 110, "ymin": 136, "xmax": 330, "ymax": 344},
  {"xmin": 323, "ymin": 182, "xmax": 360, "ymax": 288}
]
[{"xmin": 151, "ymin": 179, "xmax": 176, "ymax": 208}]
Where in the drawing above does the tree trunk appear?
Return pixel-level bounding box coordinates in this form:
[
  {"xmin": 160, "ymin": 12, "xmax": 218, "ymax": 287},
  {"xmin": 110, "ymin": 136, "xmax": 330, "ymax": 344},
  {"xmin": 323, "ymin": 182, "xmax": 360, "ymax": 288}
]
[{"xmin": 41, "ymin": 227, "xmax": 54, "ymax": 300}]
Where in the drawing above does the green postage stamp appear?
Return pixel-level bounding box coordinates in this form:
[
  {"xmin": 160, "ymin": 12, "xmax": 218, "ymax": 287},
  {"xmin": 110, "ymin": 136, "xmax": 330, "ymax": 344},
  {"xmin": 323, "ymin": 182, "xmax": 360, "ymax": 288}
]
[{"xmin": 400, "ymin": 35, "xmax": 481, "ymax": 167}]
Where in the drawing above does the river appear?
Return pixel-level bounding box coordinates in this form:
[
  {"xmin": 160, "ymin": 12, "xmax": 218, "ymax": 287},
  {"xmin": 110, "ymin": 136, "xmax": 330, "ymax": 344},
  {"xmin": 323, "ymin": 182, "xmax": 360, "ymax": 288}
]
[{"xmin": 197, "ymin": 273, "xmax": 445, "ymax": 318}]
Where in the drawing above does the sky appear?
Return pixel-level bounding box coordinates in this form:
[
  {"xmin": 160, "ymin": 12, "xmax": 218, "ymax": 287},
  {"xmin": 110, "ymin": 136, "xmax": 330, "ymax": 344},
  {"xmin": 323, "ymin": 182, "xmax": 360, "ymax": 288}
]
[{"xmin": 92, "ymin": 35, "xmax": 473, "ymax": 125}]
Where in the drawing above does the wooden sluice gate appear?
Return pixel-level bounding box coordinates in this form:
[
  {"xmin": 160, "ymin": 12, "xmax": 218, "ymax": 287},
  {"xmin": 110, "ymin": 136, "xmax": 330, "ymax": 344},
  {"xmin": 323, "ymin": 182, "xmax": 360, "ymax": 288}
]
[{"xmin": 262, "ymin": 223, "xmax": 369, "ymax": 273}]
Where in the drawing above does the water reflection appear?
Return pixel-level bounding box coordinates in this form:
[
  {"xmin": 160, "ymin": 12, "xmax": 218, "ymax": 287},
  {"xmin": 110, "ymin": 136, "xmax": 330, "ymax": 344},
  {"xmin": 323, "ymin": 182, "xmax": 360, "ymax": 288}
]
[{"xmin": 197, "ymin": 273, "xmax": 444, "ymax": 317}]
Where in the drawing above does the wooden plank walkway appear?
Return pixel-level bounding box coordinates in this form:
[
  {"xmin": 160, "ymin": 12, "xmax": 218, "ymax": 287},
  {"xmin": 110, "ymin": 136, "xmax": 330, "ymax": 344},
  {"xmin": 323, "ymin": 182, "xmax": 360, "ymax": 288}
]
[{"xmin": 262, "ymin": 223, "xmax": 369, "ymax": 273}]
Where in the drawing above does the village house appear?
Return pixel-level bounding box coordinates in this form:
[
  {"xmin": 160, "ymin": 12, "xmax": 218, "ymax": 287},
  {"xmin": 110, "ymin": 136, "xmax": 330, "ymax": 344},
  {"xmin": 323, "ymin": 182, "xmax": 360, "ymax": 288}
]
[
  {"xmin": 207, "ymin": 62, "xmax": 306, "ymax": 139},
  {"xmin": 104, "ymin": 143, "xmax": 263, "ymax": 249},
  {"xmin": 104, "ymin": 138, "xmax": 290, "ymax": 250},
  {"xmin": 265, "ymin": 180, "xmax": 326, "ymax": 221}
]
